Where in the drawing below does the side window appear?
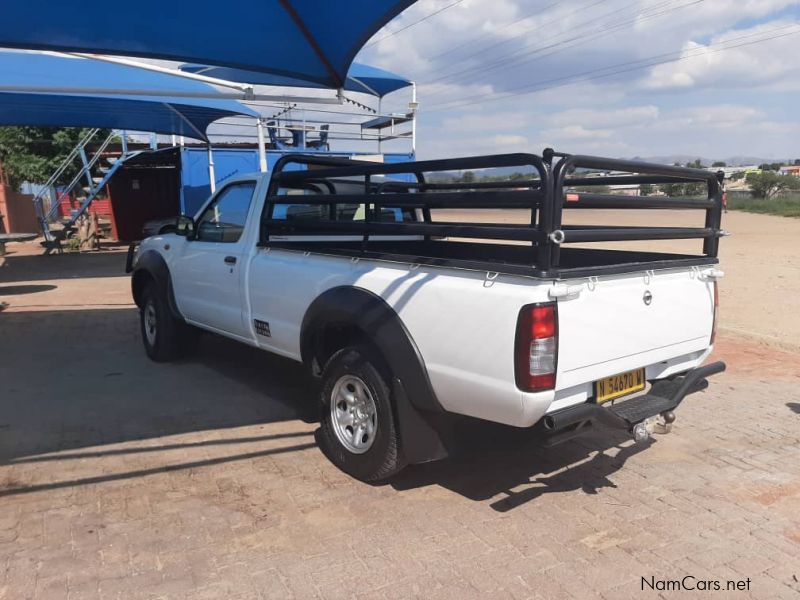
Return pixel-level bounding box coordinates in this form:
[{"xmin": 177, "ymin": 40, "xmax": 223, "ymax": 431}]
[{"xmin": 196, "ymin": 182, "xmax": 256, "ymax": 243}]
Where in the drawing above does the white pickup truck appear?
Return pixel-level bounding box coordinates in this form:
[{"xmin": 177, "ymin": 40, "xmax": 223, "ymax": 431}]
[{"xmin": 127, "ymin": 150, "xmax": 726, "ymax": 481}]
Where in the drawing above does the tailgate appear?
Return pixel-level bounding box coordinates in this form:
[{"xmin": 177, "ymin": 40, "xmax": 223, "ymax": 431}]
[{"xmin": 556, "ymin": 269, "xmax": 715, "ymax": 389}]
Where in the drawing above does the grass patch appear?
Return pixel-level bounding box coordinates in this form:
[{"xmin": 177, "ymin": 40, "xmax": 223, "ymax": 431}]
[{"xmin": 728, "ymin": 194, "xmax": 800, "ymax": 218}]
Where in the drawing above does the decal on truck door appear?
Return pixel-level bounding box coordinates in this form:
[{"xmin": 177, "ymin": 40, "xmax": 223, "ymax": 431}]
[{"xmin": 254, "ymin": 319, "xmax": 271, "ymax": 337}]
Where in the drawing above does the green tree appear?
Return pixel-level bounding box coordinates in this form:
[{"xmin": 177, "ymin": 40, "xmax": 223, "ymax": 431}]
[
  {"xmin": 662, "ymin": 182, "xmax": 705, "ymax": 197},
  {"xmin": 0, "ymin": 126, "xmax": 111, "ymax": 190},
  {"xmin": 711, "ymin": 161, "xmax": 726, "ymax": 168},
  {"xmin": 758, "ymin": 162, "xmax": 783, "ymax": 172},
  {"xmin": 460, "ymin": 171, "xmax": 475, "ymax": 184},
  {"xmin": 640, "ymin": 183, "xmax": 653, "ymax": 196},
  {"xmin": 687, "ymin": 159, "xmax": 706, "ymax": 169},
  {"xmin": 746, "ymin": 171, "xmax": 800, "ymax": 198}
]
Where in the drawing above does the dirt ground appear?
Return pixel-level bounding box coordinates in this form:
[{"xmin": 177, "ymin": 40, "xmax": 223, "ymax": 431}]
[{"xmin": 0, "ymin": 212, "xmax": 799, "ymax": 599}]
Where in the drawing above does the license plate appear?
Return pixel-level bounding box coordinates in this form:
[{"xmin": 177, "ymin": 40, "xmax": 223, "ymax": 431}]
[{"xmin": 595, "ymin": 368, "xmax": 646, "ymax": 404}]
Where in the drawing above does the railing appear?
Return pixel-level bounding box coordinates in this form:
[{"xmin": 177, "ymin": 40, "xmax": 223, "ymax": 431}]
[
  {"xmin": 551, "ymin": 152, "xmax": 725, "ymax": 266},
  {"xmin": 264, "ymin": 153, "xmax": 548, "ymax": 249},
  {"xmin": 32, "ymin": 127, "xmax": 100, "ymax": 220},
  {"xmin": 259, "ymin": 149, "xmax": 725, "ymax": 276},
  {"xmin": 44, "ymin": 130, "xmax": 118, "ymax": 222}
]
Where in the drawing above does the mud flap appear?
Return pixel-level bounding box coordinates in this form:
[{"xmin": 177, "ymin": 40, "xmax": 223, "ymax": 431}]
[{"xmin": 392, "ymin": 378, "xmax": 450, "ymax": 465}]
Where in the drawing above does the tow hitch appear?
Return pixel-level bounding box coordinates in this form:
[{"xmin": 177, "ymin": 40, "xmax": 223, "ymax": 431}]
[
  {"xmin": 632, "ymin": 408, "xmax": 679, "ymax": 443},
  {"xmin": 543, "ymin": 361, "xmax": 726, "ymax": 445}
]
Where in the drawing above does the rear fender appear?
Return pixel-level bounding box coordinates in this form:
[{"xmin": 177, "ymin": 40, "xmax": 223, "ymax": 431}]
[{"xmin": 300, "ymin": 286, "xmax": 449, "ymax": 464}]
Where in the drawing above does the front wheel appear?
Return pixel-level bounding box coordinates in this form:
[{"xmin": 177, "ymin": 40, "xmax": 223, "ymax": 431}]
[
  {"xmin": 139, "ymin": 282, "xmax": 195, "ymax": 362},
  {"xmin": 317, "ymin": 347, "xmax": 406, "ymax": 482}
]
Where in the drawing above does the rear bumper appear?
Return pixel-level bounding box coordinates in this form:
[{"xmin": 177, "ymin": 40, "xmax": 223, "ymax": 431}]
[{"xmin": 543, "ymin": 361, "xmax": 726, "ymax": 437}]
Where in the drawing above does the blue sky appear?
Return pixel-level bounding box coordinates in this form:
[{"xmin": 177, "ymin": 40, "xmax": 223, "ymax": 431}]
[{"xmin": 356, "ymin": 0, "xmax": 800, "ymax": 161}]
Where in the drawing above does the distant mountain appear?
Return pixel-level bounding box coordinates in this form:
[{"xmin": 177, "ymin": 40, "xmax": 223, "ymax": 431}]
[
  {"xmin": 427, "ymin": 155, "xmax": 797, "ymax": 180},
  {"xmin": 631, "ymin": 155, "xmax": 794, "ymax": 167}
]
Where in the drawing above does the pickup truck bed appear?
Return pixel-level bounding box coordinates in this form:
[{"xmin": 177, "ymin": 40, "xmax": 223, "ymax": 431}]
[
  {"xmin": 269, "ymin": 239, "xmax": 718, "ymax": 279},
  {"xmin": 129, "ymin": 149, "xmax": 727, "ymax": 482}
]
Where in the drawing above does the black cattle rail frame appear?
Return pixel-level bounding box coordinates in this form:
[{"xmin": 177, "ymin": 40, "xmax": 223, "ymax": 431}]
[{"xmin": 260, "ymin": 149, "xmax": 725, "ymax": 278}]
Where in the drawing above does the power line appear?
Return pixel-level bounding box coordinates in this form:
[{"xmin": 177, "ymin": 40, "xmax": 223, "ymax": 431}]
[
  {"xmin": 422, "ymin": 0, "xmax": 700, "ymax": 90},
  {"xmin": 421, "ymin": 23, "xmax": 800, "ymax": 113},
  {"xmin": 425, "ymin": 0, "xmax": 566, "ymax": 62},
  {"xmin": 424, "ymin": 23, "xmax": 800, "ymax": 111},
  {"xmin": 420, "ymin": 0, "xmax": 609, "ymax": 80},
  {"xmin": 364, "ymin": 0, "xmax": 466, "ymax": 48}
]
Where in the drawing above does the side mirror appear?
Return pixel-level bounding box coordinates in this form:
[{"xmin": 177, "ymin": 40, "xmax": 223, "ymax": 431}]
[{"xmin": 175, "ymin": 215, "xmax": 196, "ymax": 239}]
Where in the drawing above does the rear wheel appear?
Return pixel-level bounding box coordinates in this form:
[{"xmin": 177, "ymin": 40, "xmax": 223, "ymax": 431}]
[
  {"xmin": 318, "ymin": 347, "xmax": 406, "ymax": 482},
  {"xmin": 139, "ymin": 282, "xmax": 195, "ymax": 362}
]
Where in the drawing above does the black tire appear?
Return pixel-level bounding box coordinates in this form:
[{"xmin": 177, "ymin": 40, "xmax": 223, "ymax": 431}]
[
  {"xmin": 317, "ymin": 346, "xmax": 406, "ymax": 482},
  {"xmin": 139, "ymin": 282, "xmax": 195, "ymax": 362}
]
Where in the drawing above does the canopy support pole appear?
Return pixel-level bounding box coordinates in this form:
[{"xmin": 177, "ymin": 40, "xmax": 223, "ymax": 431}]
[
  {"xmin": 68, "ymin": 53, "xmax": 253, "ymax": 94},
  {"xmin": 378, "ymin": 98, "xmax": 382, "ymax": 154},
  {"xmin": 256, "ymin": 118, "xmax": 268, "ymax": 173},
  {"xmin": 411, "ymin": 82, "xmax": 417, "ymax": 156},
  {"xmin": 207, "ymin": 145, "xmax": 216, "ymax": 193},
  {"xmin": 0, "ymin": 84, "xmax": 343, "ymax": 104}
]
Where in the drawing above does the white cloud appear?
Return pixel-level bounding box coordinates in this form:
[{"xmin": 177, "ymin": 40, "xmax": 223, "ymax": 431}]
[
  {"xmin": 540, "ymin": 125, "xmax": 612, "ymax": 141},
  {"xmin": 643, "ymin": 20, "xmax": 800, "ymax": 90},
  {"xmin": 548, "ymin": 106, "xmax": 660, "ymax": 129},
  {"xmin": 353, "ymin": 0, "xmax": 800, "ymax": 160},
  {"xmin": 491, "ymin": 133, "xmax": 528, "ymax": 147}
]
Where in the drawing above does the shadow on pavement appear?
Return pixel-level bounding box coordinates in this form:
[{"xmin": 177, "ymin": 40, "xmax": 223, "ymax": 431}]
[
  {"xmin": 392, "ymin": 422, "xmax": 649, "ymax": 511},
  {"xmin": 787, "ymin": 402, "xmax": 800, "ymax": 415},
  {"xmin": 0, "ymin": 307, "xmax": 318, "ymax": 462},
  {"xmin": 0, "ymin": 250, "xmax": 129, "ymax": 283},
  {"xmin": 0, "ymin": 440, "xmax": 317, "ymax": 498},
  {"xmin": 2, "ymin": 304, "xmax": 648, "ymax": 507},
  {"xmin": 0, "ymin": 284, "xmax": 57, "ymax": 295}
]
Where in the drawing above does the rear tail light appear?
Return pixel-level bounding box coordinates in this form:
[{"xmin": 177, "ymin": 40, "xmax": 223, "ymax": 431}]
[
  {"xmin": 710, "ymin": 281, "xmax": 719, "ymax": 344},
  {"xmin": 515, "ymin": 303, "xmax": 558, "ymax": 391}
]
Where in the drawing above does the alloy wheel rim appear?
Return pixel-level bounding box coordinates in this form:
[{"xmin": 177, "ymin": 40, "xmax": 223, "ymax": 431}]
[
  {"xmin": 330, "ymin": 374, "xmax": 377, "ymax": 454},
  {"xmin": 144, "ymin": 302, "xmax": 157, "ymax": 346}
]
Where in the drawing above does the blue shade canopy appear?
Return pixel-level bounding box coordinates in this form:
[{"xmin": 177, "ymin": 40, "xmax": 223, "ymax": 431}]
[
  {"xmin": 182, "ymin": 62, "xmax": 412, "ymax": 98},
  {"xmin": 0, "ymin": 0, "xmax": 416, "ymax": 89},
  {"xmin": 0, "ymin": 52, "xmax": 259, "ymax": 140}
]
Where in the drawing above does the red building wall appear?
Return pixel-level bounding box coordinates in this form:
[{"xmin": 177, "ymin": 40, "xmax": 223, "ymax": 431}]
[
  {"xmin": 0, "ymin": 184, "xmax": 39, "ymax": 234},
  {"xmin": 107, "ymin": 167, "xmax": 180, "ymax": 242}
]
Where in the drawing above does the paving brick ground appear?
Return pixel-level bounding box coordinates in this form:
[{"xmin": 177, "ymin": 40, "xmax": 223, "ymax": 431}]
[{"xmin": 1, "ymin": 248, "xmax": 799, "ymax": 599}]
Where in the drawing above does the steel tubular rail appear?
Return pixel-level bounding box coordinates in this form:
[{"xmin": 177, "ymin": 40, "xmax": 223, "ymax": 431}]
[
  {"xmin": 260, "ymin": 150, "xmax": 723, "ymax": 277},
  {"xmin": 263, "ymin": 153, "xmax": 550, "ymax": 253},
  {"xmin": 564, "ymin": 174, "xmax": 700, "ymax": 186},
  {"xmin": 269, "ymin": 190, "xmax": 544, "ymax": 209},
  {"xmin": 557, "ymin": 226, "xmax": 720, "ymax": 242},
  {"xmin": 551, "ymin": 154, "xmax": 725, "ymax": 268},
  {"xmin": 264, "ymin": 219, "xmax": 548, "ymax": 242},
  {"xmin": 562, "ymin": 193, "xmax": 715, "ymax": 210},
  {"xmin": 273, "ymin": 152, "xmax": 548, "ymax": 183}
]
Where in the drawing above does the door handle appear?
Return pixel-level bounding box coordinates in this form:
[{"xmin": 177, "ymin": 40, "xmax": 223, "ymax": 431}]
[{"xmin": 224, "ymin": 256, "xmax": 237, "ymax": 265}]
